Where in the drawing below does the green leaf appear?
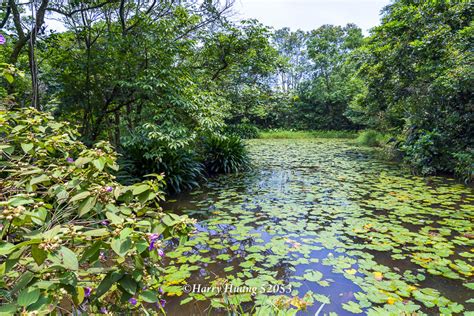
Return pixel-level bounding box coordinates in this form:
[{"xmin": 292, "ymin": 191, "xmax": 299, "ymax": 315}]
[
  {"xmin": 80, "ymin": 241, "xmax": 102, "ymax": 263},
  {"xmin": 464, "ymin": 282, "xmax": 474, "ymax": 290},
  {"xmin": 4, "ymin": 72, "xmax": 14, "ymax": 84},
  {"xmin": 73, "ymin": 287, "xmax": 85, "ymax": 305},
  {"xmin": 106, "ymin": 211, "xmax": 124, "ymax": 225},
  {"xmin": 74, "ymin": 157, "xmax": 92, "ymax": 167},
  {"xmin": 0, "ymin": 145, "xmax": 15, "ymax": 155},
  {"xmin": 78, "ymin": 196, "xmax": 96, "ymax": 216},
  {"xmin": 342, "ymin": 301, "xmax": 363, "ymax": 314},
  {"xmin": 31, "ymin": 245, "xmax": 47, "ymax": 265},
  {"xmin": 70, "ymin": 191, "xmax": 91, "ymax": 203},
  {"xmin": 132, "ymin": 184, "xmax": 149, "ymax": 195},
  {"xmin": 30, "ymin": 174, "xmax": 50, "ymax": 186},
  {"xmin": 111, "ymin": 236, "xmax": 132, "ymax": 257},
  {"xmin": 21, "ymin": 143, "xmax": 34, "ymax": 153},
  {"xmin": 0, "ymin": 303, "xmax": 17, "ymax": 314},
  {"xmin": 95, "ymin": 272, "xmax": 123, "ymax": 298},
  {"xmin": 0, "ymin": 242, "xmax": 15, "ymax": 256},
  {"xmin": 60, "ymin": 247, "xmax": 79, "ymax": 270},
  {"xmin": 82, "ymin": 228, "xmax": 109, "ymax": 237},
  {"xmin": 303, "ymin": 270, "xmax": 323, "ymax": 282},
  {"xmin": 92, "ymin": 157, "xmax": 107, "ymax": 171},
  {"xmin": 11, "ymin": 271, "xmax": 34, "ymax": 294},
  {"xmin": 140, "ymin": 290, "xmax": 158, "ymax": 303},
  {"xmin": 18, "ymin": 288, "xmax": 40, "ymax": 307},
  {"xmin": 27, "ymin": 296, "xmax": 49, "ymax": 312},
  {"xmin": 313, "ymin": 293, "xmax": 331, "ymax": 304},
  {"xmin": 119, "ymin": 275, "xmax": 137, "ymax": 295}
]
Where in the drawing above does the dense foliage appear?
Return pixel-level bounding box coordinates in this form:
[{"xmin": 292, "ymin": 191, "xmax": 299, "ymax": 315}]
[
  {"xmin": 2, "ymin": 1, "xmax": 470, "ymax": 181},
  {"xmin": 0, "ymin": 0, "xmax": 473, "ymax": 314},
  {"xmin": 1, "ymin": 1, "xmax": 261, "ymax": 192},
  {"xmin": 349, "ymin": 1, "xmax": 473, "ymax": 180},
  {"xmin": 0, "ymin": 108, "xmax": 195, "ymax": 314}
]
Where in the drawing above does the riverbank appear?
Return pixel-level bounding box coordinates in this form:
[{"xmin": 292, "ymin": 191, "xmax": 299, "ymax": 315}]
[{"xmin": 258, "ymin": 130, "xmax": 358, "ymax": 139}]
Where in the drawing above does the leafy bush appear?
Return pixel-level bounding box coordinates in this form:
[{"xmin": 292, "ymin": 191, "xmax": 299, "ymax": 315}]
[
  {"xmin": 401, "ymin": 129, "xmax": 449, "ymax": 176},
  {"xmin": 155, "ymin": 150, "xmax": 205, "ymax": 193},
  {"xmin": 225, "ymin": 123, "xmax": 260, "ymax": 139},
  {"xmin": 0, "ymin": 108, "xmax": 195, "ymax": 314},
  {"xmin": 453, "ymin": 151, "xmax": 474, "ymax": 183},
  {"xmin": 356, "ymin": 130, "xmax": 390, "ymax": 147},
  {"xmin": 203, "ymin": 136, "xmax": 250, "ymax": 174},
  {"xmin": 119, "ymin": 135, "xmax": 204, "ymax": 193}
]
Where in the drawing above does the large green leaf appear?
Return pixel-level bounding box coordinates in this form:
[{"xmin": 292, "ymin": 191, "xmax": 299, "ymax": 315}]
[
  {"xmin": 18, "ymin": 288, "xmax": 40, "ymax": 307},
  {"xmin": 70, "ymin": 191, "xmax": 91, "ymax": 203},
  {"xmin": 119, "ymin": 275, "xmax": 137, "ymax": 295},
  {"xmin": 30, "ymin": 174, "xmax": 50, "ymax": 186},
  {"xmin": 60, "ymin": 247, "xmax": 79, "ymax": 270},
  {"xmin": 31, "ymin": 245, "xmax": 47, "ymax": 265},
  {"xmin": 95, "ymin": 272, "xmax": 123, "ymax": 298},
  {"xmin": 111, "ymin": 236, "xmax": 132, "ymax": 257}
]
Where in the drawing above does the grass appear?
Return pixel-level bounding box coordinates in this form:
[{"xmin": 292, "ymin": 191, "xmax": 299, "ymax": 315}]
[{"xmin": 258, "ymin": 130, "xmax": 358, "ymax": 139}]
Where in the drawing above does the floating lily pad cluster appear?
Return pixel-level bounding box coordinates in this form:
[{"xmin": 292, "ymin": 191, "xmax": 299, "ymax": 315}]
[{"xmin": 162, "ymin": 139, "xmax": 473, "ymax": 315}]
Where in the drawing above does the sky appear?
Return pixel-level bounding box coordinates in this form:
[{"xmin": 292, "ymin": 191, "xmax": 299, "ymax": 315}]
[
  {"xmin": 232, "ymin": 0, "xmax": 392, "ymax": 34},
  {"xmin": 39, "ymin": 0, "xmax": 391, "ymax": 35}
]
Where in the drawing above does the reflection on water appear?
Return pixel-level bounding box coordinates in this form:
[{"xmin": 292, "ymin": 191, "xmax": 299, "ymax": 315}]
[{"xmin": 162, "ymin": 139, "xmax": 474, "ymax": 315}]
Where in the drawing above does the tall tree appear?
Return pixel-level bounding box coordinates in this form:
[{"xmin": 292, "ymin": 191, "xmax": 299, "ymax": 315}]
[
  {"xmin": 350, "ymin": 1, "xmax": 473, "ymax": 174},
  {"xmin": 295, "ymin": 24, "xmax": 364, "ymax": 130}
]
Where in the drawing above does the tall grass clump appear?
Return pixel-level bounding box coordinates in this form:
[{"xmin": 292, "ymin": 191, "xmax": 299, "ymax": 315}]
[{"xmin": 203, "ymin": 135, "xmax": 250, "ymax": 174}]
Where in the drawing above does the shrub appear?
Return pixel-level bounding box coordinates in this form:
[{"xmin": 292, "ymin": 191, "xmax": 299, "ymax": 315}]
[
  {"xmin": 401, "ymin": 129, "xmax": 450, "ymax": 176},
  {"xmin": 453, "ymin": 150, "xmax": 474, "ymax": 183},
  {"xmin": 225, "ymin": 124, "xmax": 259, "ymax": 139},
  {"xmin": 203, "ymin": 136, "xmax": 250, "ymax": 174},
  {"xmin": 356, "ymin": 130, "xmax": 390, "ymax": 147},
  {"xmin": 120, "ymin": 137, "xmax": 205, "ymax": 193},
  {"xmin": 0, "ymin": 108, "xmax": 195, "ymax": 314},
  {"xmin": 155, "ymin": 150, "xmax": 205, "ymax": 193}
]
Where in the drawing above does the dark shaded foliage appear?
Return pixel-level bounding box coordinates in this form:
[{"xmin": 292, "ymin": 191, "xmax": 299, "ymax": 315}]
[{"xmin": 203, "ymin": 136, "xmax": 250, "ymax": 174}]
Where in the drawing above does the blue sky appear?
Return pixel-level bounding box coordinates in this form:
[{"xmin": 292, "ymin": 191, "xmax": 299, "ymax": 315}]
[{"xmin": 233, "ymin": 0, "xmax": 392, "ymax": 33}]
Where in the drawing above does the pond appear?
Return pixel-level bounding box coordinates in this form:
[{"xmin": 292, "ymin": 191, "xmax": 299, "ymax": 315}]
[{"xmin": 161, "ymin": 139, "xmax": 474, "ymax": 315}]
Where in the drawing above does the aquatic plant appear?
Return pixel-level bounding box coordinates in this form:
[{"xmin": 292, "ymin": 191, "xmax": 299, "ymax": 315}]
[{"xmin": 164, "ymin": 139, "xmax": 473, "ymax": 315}]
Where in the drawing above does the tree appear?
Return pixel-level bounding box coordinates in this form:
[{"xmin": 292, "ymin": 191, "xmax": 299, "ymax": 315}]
[
  {"xmin": 295, "ymin": 24, "xmax": 364, "ymax": 130},
  {"xmin": 349, "ymin": 1, "xmax": 473, "ymax": 176},
  {"xmin": 272, "ymin": 28, "xmax": 309, "ymax": 92}
]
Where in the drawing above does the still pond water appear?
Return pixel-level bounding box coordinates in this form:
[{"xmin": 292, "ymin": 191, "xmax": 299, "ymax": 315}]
[{"xmin": 162, "ymin": 139, "xmax": 473, "ymax": 315}]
